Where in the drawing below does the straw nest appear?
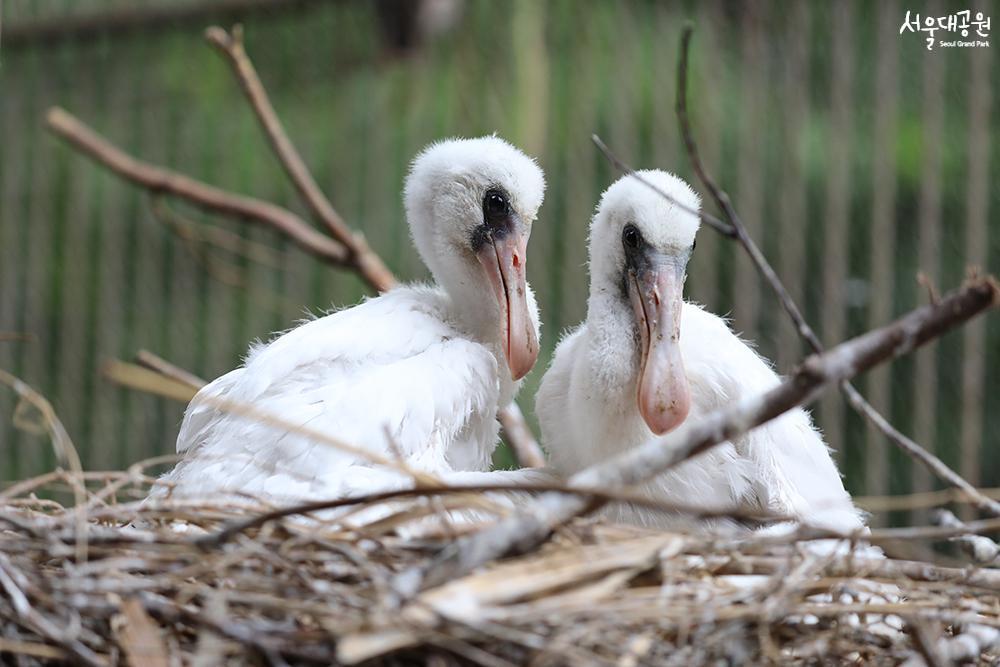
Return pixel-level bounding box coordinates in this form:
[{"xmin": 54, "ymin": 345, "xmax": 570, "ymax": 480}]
[{"xmin": 1, "ymin": 467, "xmax": 999, "ymax": 667}]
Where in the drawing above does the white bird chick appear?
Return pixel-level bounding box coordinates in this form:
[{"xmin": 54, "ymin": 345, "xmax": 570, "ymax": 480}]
[
  {"xmin": 537, "ymin": 170, "xmax": 864, "ymax": 534},
  {"xmin": 151, "ymin": 137, "xmax": 546, "ymax": 509},
  {"xmin": 406, "ymin": 136, "xmax": 545, "ymax": 381}
]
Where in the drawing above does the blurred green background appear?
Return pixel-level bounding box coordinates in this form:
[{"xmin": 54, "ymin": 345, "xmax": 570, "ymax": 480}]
[{"xmin": 1, "ymin": 0, "xmax": 998, "ymax": 521}]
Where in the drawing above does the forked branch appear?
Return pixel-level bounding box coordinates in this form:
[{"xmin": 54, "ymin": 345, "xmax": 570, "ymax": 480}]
[
  {"xmin": 45, "ymin": 108, "xmax": 349, "ymax": 265},
  {"xmin": 204, "ymin": 25, "xmax": 395, "ymax": 292}
]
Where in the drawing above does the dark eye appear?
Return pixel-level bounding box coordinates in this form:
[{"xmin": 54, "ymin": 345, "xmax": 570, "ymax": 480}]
[
  {"xmin": 483, "ymin": 189, "xmax": 509, "ymax": 219},
  {"xmin": 622, "ymin": 224, "xmax": 641, "ymax": 250},
  {"xmin": 692, "ymin": 239, "xmax": 697, "ymax": 251}
]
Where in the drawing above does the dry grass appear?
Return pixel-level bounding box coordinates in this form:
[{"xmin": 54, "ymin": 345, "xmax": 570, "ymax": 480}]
[{"xmin": 1, "ymin": 467, "xmax": 999, "ymax": 666}]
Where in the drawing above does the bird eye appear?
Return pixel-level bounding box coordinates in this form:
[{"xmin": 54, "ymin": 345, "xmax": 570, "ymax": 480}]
[
  {"xmin": 692, "ymin": 239, "xmax": 697, "ymax": 251},
  {"xmin": 622, "ymin": 224, "xmax": 641, "ymax": 250},
  {"xmin": 483, "ymin": 189, "xmax": 509, "ymax": 219}
]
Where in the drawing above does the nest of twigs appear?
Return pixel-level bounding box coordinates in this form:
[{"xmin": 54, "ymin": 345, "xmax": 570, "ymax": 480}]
[{"xmin": 1, "ymin": 468, "xmax": 999, "ymax": 667}]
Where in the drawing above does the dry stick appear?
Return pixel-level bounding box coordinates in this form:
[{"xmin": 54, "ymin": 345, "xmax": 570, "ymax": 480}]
[
  {"xmin": 45, "ymin": 108, "xmax": 349, "ymax": 265},
  {"xmin": 150, "ymin": 197, "xmax": 288, "ymax": 271},
  {"xmin": 0, "ymin": 554, "xmax": 106, "ymax": 667},
  {"xmin": 669, "ymin": 23, "xmax": 1000, "ymax": 518},
  {"xmin": 102, "ymin": 361, "xmax": 510, "ymax": 523},
  {"xmin": 397, "ymin": 279, "xmax": 999, "ymax": 594},
  {"xmin": 589, "ymin": 136, "xmax": 735, "ymax": 239},
  {"xmin": 135, "ymin": 349, "xmax": 206, "ymax": 389},
  {"xmin": 0, "ymin": 332, "xmax": 34, "ymax": 343},
  {"xmin": 497, "ymin": 403, "xmax": 546, "ymax": 468},
  {"xmin": 205, "ymin": 25, "xmax": 395, "ymax": 292},
  {"xmin": 0, "ymin": 370, "xmax": 89, "ymax": 564},
  {"xmin": 100, "ymin": 360, "xmax": 428, "ymax": 483}
]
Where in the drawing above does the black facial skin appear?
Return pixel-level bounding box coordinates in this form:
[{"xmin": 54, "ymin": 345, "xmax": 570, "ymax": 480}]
[
  {"xmin": 619, "ymin": 223, "xmax": 654, "ymax": 301},
  {"xmin": 619, "ymin": 223, "xmax": 699, "ymax": 301},
  {"xmin": 470, "ymin": 187, "xmax": 516, "ymax": 252}
]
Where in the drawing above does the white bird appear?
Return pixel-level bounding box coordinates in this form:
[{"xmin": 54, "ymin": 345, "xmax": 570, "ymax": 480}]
[
  {"xmin": 536, "ymin": 170, "xmax": 864, "ymax": 534},
  {"xmin": 151, "ymin": 136, "xmax": 546, "ymax": 508}
]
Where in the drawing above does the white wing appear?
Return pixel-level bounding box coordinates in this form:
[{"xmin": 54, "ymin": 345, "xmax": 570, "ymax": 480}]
[
  {"xmin": 159, "ymin": 286, "xmax": 503, "ymax": 504},
  {"xmin": 537, "ymin": 302, "xmax": 862, "ymax": 533},
  {"xmin": 681, "ymin": 304, "xmax": 863, "ymax": 532}
]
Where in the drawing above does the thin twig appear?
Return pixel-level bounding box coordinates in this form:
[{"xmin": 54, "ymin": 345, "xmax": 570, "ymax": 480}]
[
  {"xmin": 497, "ymin": 403, "xmax": 545, "ymax": 469},
  {"xmin": 150, "ymin": 196, "xmax": 287, "ymax": 270},
  {"xmin": 45, "ymin": 107, "xmax": 349, "ymax": 264},
  {"xmin": 0, "ymin": 370, "xmax": 89, "ymax": 564},
  {"xmin": 590, "ymin": 134, "xmax": 735, "ymax": 238},
  {"xmin": 135, "ymin": 350, "xmax": 206, "ymax": 390},
  {"xmin": 100, "ymin": 360, "xmax": 431, "ymax": 484}
]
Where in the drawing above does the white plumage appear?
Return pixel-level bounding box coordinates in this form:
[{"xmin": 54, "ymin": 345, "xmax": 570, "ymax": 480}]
[
  {"xmin": 536, "ymin": 170, "xmax": 864, "ymax": 534},
  {"xmin": 152, "ymin": 136, "xmax": 546, "ymax": 507}
]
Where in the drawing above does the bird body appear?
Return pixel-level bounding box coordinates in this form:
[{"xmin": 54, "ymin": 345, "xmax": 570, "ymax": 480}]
[
  {"xmin": 537, "ymin": 171, "xmax": 863, "ymax": 534},
  {"xmin": 161, "ymin": 286, "xmax": 513, "ymax": 504},
  {"xmin": 152, "ymin": 136, "xmax": 546, "ymax": 508},
  {"xmin": 539, "ymin": 300, "xmax": 862, "ymax": 533}
]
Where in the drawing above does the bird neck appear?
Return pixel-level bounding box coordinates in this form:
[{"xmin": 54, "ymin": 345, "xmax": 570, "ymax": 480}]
[
  {"xmin": 583, "ymin": 289, "xmax": 643, "ymax": 402},
  {"xmin": 443, "ymin": 273, "xmax": 503, "ymax": 345}
]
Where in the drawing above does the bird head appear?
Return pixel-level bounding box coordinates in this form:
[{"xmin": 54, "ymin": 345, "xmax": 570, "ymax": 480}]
[
  {"xmin": 405, "ymin": 136, "xmax": 545, "ymax": 381},
  {"xmin": 589, "ymin": 170, "xmax": 701, "ymax": 435}
]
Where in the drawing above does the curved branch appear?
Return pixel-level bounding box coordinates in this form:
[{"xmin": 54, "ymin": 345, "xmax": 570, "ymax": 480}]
[
  {"xmin": 45, "ymin": 107, "xmax": 350, "ymax": 265},
  {"xmin": 590, "ymin": 134, "xmax": 735, "ymax": 238},
  {"xmin": 205, "ymin": 25, "xmax": 395, "ymax": 292}
]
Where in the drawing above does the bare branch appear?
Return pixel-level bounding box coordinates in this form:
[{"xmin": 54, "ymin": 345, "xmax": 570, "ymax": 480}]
[
  {"xmin": 0, "ymin": 554, "xmax": 105, "ymax": 667},
  {"xmin": 0, "ymin": 370, "xmax": 89, "ymax": 563},
  {"xmin": 497, "ymin": 402, "xmax": 545, "ymax": 468},
  {"xmin": 672, "ymin": 24, "xmax": 1000, "ymax": 519},
  {"xmin": 205, "ymin": 25, "xmax": 396, "ymax": 293},
  {"xmin": 398, "ymin": 278, "xmax": 1000, "ymax": 594},
  {"xmin": 590, "ymin": 134, "xmax": 735, "ymax": 238},
  {"xmin": 45, "ymin": 107, "xmax": 350, "ymax": 265},
  {"xmin": 135, "ymin": 350, "xmax": 207, "ymax": 390}
]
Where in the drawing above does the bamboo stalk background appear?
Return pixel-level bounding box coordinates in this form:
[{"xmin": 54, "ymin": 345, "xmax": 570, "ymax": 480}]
[
  {"xmin": 865, "ymin": 0, "xmax": 901, "ymax": 523},
  {"xmin": 960, "ymin": 37, "xmax": 993, "ymax": 520},
  {"xmin": 819, "ymin": 0, "xmax": 855, "ymax": 468},
  {"xmin": 913, "ymin": 0, "xmax": 947, "ymax": 522}
]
